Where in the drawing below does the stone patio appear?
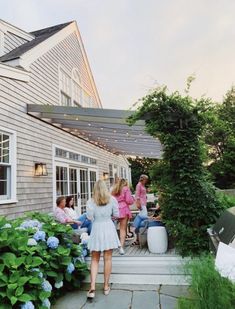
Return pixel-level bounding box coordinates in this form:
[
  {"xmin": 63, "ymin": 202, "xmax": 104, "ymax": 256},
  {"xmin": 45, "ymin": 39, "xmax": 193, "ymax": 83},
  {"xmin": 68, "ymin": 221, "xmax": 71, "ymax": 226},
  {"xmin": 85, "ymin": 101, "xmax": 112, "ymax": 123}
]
[{"xmin": 53, "ymin": 284, "xmax": 189, "ymax": 309}]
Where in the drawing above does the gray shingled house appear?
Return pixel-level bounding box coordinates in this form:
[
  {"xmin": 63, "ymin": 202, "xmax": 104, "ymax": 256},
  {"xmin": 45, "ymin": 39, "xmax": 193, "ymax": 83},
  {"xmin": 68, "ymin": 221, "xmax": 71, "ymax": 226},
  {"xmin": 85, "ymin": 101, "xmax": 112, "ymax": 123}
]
[{"xmin": 0, "ymin": 19, "xmax": 161, "ymax": 218}]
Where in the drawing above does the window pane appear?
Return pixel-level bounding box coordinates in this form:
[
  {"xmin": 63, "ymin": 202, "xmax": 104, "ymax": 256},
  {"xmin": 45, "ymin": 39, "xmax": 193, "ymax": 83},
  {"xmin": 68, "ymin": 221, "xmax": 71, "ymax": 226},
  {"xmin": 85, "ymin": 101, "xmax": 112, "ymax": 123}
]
[
  {"xmin": 0, "ymin": 165, "xmax": 10, "ymax": 199},
  {"xmin": 90, "ymin": 171, "xmax": 96, "ymax": 195},
  {"xmin": 80, "ymin": 169, "xmax": 89, "ymax": 213},
  {"xmin": 0, "ymin": 165, "xmax": 7, "ymax": 180},
  {"xmin": 0, "ymin": 133, "xmax": 10, "ymax": 164},
  {"xmin": 56, "ymin": 166, "xmax": 68, "ymax": 197},
  {"xmin": 61, "ymin": 92, "xmax": 71, "ymax": 106},
  {"xmin": 0, "ymin": 180, "xmax": 7, "ymax": 196},
  {"xmin": 60, "ymin": 70, "xmax": 71, "ymax": 96}
]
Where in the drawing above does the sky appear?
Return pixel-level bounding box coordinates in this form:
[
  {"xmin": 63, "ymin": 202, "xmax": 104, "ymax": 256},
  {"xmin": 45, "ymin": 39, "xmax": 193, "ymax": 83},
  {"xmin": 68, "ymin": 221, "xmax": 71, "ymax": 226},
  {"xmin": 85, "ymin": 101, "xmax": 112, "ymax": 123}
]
[{"xmin": 1, "ymin": 0, "xmax": 235, "ymax": 109}]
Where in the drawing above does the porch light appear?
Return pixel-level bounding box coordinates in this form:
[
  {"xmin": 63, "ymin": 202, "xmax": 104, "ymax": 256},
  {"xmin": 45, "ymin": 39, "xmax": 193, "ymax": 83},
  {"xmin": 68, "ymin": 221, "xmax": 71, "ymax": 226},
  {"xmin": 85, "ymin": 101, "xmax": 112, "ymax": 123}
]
[
  {"xmin": 35, "ymin": 163, "xmax": 48, "ymax": 176},
  {"xmin": 103, "ymin": 172, "xmax": 109, "ymax": 180}
]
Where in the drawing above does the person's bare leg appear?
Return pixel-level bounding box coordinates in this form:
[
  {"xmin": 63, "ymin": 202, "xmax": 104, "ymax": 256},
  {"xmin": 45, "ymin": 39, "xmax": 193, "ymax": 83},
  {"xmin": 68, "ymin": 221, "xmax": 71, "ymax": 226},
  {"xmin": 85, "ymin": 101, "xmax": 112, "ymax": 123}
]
[
  {"xmin": 90, "ymin": 251, "xmax": 101, "ymax": 291},
  {"xmin": 119, "ymin": 217, "xmax": 128, "ymax": 248},
  {"xmin": 103, "ymin": 249, "xmax": 113, "ymax": 290}
]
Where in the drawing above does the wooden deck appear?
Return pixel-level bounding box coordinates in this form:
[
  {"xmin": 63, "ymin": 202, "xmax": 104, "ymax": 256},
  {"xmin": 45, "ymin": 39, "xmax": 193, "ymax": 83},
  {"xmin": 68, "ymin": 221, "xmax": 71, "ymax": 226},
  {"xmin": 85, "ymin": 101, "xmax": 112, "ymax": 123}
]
[{"xmin": 112, "ymin": 245, "xmax": 177, "ymax": 257}]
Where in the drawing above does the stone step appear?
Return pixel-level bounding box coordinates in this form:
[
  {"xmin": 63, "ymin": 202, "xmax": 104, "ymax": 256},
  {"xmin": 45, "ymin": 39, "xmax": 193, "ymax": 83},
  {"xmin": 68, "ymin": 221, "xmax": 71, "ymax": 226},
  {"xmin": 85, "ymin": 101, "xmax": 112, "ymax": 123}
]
[
  {"xmin": 85, "ymin": 255, "xmax": 190, "ymax": 285},
  {"xmin": 84, "ymin": 273, "xmax": 190, "ymax": 285}
]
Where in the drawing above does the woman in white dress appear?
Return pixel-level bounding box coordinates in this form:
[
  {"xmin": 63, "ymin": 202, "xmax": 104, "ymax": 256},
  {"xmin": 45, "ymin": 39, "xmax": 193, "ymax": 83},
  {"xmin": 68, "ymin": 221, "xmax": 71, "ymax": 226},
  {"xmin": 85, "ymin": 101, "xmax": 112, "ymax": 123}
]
[{"xmin": 86, "ymin": 180, "xmax": 120, "ymax": 300}]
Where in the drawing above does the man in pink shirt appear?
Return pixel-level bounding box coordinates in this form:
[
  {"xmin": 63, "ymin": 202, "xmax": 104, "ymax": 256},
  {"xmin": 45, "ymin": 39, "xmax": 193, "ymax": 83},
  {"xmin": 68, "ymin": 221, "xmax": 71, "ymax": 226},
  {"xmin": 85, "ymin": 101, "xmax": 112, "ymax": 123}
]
[
  {"xmin": 132, "ymin": 175, "xmax": 149, "ymax": 246},
  {"xmin": 53, "ymin": 196, "xmax": 81, "ymax": 228}
]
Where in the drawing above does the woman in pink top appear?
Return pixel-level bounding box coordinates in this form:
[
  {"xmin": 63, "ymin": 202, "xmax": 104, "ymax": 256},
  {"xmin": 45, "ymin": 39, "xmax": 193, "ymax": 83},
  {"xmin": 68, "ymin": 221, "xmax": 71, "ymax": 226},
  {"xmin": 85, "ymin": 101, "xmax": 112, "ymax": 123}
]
[{"xmin": 112, "ymin": 178, "xmax": 135, "ymax": 255}]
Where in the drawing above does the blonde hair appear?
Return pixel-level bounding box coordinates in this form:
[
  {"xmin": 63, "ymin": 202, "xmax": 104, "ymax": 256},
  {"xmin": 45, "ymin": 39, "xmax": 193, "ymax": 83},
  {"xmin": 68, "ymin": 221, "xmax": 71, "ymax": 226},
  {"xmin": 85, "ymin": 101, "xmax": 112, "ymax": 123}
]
[
  {"xmin": 112, "ymin": 178, "xmax": 128, "ymax": 196},
  {"xmin": 139, "ymin": 174, "xmax": 149, "ymax": 182},
  {"xmin": 93, "ymin": 180, "xmax": 111, "ymax": 206}
]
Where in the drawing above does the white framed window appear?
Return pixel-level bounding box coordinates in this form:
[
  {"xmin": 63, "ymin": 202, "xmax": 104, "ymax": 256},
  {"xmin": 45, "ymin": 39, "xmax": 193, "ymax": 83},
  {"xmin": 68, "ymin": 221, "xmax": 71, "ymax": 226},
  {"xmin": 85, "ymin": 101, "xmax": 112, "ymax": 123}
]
[
  {"xmin": 59, "ymin": 66, "xmax": 94, "ymax": 108},
  {"xmin": 72, "ymin": 81, "xmax": 83, "ymax": 107},
  {"xmin": 60, "ymin": 69, "xmax": 72, "ymax": 106},
  {"xmin": 54, "ymin": 146, "xmax": 98, "ymax": 213},
  {"xmin": 0, "ymin": 128, "xmax": 16, "ymax": 204}
]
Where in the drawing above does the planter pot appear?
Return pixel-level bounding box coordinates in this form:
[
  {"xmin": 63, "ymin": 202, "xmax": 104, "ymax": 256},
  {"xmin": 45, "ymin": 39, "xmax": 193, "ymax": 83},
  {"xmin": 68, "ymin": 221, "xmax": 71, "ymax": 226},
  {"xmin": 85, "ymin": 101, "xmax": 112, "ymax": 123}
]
[{"xmin": 147, "ymin": 226, "xmax": 168, "ymax": 254}]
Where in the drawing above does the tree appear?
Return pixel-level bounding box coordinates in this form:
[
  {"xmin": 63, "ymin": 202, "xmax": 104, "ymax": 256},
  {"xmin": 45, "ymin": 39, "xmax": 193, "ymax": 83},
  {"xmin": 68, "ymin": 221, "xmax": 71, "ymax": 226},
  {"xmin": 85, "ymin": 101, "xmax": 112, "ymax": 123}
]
[
  {"xmin": 128, "ymin": 87, "xmax": 223, "ymax": 255},
  {"xmin": 127, "ymin": 157, "xmax": 159, "ymax": 189},
  {"xmin": 205, "ymin": 87, "xmax": 235, "ymax": 188}
]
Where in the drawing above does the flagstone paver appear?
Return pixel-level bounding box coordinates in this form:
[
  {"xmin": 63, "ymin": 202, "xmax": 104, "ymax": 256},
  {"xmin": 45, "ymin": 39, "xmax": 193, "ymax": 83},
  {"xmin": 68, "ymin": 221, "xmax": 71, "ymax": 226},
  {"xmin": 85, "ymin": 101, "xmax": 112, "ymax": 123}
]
[
  {"xmin": 53, "ymin": 284, "xmax": 189, "ymax": 309},
  {"xmin": 159, "ymin": 294, "xmax": 178, "ymax": 309},
  {"xmin": 132, "ymin": 291, "xmax": 159, "ymax": 309}
]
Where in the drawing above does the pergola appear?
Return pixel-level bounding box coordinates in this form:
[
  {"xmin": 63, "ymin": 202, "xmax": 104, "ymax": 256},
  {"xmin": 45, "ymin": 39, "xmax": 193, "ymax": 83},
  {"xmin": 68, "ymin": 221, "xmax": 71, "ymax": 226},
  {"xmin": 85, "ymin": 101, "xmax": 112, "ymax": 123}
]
[{"xmin": 27, "ymin": 104, "xmax": 162, "ymax": 158}]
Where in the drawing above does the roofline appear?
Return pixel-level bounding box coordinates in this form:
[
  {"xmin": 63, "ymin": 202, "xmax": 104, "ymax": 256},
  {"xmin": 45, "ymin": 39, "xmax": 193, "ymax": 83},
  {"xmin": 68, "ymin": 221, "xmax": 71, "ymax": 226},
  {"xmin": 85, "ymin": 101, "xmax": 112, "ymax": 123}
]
[
  {"xmin": 0, "ymin": 19, "xmax": 35, "ymax": 41},
  {"xmin": 2, "ymin": 21, "xmax": 102, "ymax": 108},
  {"xmin": 0, "ymin": 62, "xmax": 30, "ymax": 82},
  {"xmin": 73, "ymin": 21, "xmax": 102, "ymax": 108}
]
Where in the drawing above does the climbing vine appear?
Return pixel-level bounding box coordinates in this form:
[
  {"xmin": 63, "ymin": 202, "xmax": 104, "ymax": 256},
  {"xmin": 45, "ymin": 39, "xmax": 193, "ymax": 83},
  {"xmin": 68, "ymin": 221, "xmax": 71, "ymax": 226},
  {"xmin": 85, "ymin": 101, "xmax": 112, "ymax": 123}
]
[{"xmin": 128, "ymin": 87, "xmax": 223, "ymax": 256}]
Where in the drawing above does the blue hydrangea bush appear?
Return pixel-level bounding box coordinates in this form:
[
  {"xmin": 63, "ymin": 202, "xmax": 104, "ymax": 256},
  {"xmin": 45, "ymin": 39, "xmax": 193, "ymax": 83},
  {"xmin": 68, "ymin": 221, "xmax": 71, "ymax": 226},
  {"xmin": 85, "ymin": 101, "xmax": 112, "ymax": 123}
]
[{"xmin": 0, "ymin": 212, "xmax": 89, "ymax": 308}]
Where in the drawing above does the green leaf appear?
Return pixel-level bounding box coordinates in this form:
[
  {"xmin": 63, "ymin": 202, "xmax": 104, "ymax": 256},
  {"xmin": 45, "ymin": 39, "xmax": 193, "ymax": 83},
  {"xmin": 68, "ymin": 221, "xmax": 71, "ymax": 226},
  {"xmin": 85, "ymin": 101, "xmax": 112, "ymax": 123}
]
[
  {"xmin": 60, "ymin": 256, "xmax": 71, "ymax": 266},
  {"xmin": 9, "ymin": 272, "xmax": 20, "ymax": 283},
  {"xmin": 18, "ymin": 293, "xmax": 33, "ymax": 302},
  {"xmin": 0, "ymin": 304, "xmax": 11, "ymax": 309},
  {"xmin": 15, "ymin": 286, "xmax": 24, "ymax": 296},
  {"xmin": 7, "ymin": 283, "xmax": 17, "ymax": 290},
  {"xmin": 15, "ymin": 256, "xmax": 25, "ymax": 268},
  {"xmin": 47, "ymin": 271, "xmax": 57, "ymax": 277},
  {"xmin": 26, "ymin": 255, "xmax": 33, "ymax": 265},
  {"xmin": 10, "ymin": 296, "xmax": 17, "ymax": 305},
  {"xmin": 39, "ymin": 291, "xmax": 51, "ymax": 301},
  {"xmin": 18, "ymin": 276, "xmax": 29, "ymax": 286},
  {"xmin": 29, "ymin": 277, "xmax": 42, "ymax": 284},
  {"xmin": 31, "ymin": 256, "xmax": 44, "ymax": 267}
]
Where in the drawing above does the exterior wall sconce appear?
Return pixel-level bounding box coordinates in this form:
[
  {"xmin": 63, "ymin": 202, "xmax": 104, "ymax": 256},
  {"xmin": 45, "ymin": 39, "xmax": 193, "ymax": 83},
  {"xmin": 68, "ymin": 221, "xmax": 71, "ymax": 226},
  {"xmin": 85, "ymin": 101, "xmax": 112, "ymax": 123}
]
[
  {"xmin": 103, "ymin": 172, "xmax": 109, "ymax": 180},
  {"xmin": 35, "ymin": 163, "xmax": 48, "ymax": 176}
]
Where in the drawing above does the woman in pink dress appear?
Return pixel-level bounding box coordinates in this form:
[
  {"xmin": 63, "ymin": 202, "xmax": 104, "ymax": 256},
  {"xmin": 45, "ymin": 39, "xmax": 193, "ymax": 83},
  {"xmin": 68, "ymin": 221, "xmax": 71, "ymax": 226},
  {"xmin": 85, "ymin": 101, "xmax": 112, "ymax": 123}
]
[{"xmin": 112, "ymin": 178, "xmax": 135, "ymax": 255}]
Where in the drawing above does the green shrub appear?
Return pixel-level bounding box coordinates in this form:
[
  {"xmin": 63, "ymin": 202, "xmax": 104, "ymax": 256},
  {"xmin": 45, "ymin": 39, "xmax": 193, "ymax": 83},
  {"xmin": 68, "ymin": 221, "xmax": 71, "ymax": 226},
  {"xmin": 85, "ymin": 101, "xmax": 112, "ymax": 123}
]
[
  {"xmin": 178, "ymin": 255, "xmax": 235, "ymax": 309},
  {"xmin": 128, "ymin": 87, "xmax": 224, "ymax": 255},
  {"xmin": 0, "ymin": 212, "xmax": 88, "ymax": 308},
  {"xmin": 216, "ymin": 191, "xmax": 235, "ymax": 209}
]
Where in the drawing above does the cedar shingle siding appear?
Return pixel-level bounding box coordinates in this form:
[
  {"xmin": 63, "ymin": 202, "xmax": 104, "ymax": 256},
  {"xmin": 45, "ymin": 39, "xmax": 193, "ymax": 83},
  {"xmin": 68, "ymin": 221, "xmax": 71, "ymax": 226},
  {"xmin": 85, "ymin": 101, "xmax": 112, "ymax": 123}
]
[{"xmin": 0, "ymin": 22, "xmax": 129, "ymax": 218}]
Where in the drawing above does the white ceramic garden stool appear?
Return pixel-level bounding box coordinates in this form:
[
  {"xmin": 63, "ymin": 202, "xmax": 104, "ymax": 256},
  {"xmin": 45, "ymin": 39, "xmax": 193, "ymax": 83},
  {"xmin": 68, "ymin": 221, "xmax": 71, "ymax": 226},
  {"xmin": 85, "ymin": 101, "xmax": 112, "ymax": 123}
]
[{"xmin": 147, "ymin": 226, "xmax": 168, "ymax": 254}]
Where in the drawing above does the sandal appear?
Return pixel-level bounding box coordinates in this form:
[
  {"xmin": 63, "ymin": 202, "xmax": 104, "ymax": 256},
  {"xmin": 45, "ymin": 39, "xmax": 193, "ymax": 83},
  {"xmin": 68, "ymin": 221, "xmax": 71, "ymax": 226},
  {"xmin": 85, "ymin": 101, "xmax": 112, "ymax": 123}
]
[
  {"xmin": 87, "ymin": 289, "xmax": 95, "ymax": 300},
  {"xmin": 131, "ymin": 240, "xmax": 139, "ymax": 246},
  {"xmin": 126, "ymin": 233, "xmax": 134, "ymax": 240},
  {"xmin": 104, "ymin": 286, "xmax": 111, "ymax": 296}
]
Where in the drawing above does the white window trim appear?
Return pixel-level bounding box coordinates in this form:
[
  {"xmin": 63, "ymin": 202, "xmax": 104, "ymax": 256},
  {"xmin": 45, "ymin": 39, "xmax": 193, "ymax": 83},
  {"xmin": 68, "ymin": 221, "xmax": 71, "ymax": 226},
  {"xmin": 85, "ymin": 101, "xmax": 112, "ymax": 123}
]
[
  {"xmin": 52, "ymin": 144, "xmax": 99, "ymax": 210},
  {"xmin": 59, "ymin": 64, "xmax": 93, "ymax": 107},
  {"xmin": 0, "ymin": 126, "xmax": 17, "ymax": 205}
]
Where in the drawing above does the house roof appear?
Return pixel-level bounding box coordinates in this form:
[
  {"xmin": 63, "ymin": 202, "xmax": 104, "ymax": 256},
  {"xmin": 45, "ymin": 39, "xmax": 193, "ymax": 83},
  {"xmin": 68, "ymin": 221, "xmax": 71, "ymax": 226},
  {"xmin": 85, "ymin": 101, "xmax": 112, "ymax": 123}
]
[
  {"xmin": 27, "ymin": 104, "xmax": 162, "ymax": 158},
  {"xmin": 0, "ymin": 22, "xmax": 73, "ymax": 62}
]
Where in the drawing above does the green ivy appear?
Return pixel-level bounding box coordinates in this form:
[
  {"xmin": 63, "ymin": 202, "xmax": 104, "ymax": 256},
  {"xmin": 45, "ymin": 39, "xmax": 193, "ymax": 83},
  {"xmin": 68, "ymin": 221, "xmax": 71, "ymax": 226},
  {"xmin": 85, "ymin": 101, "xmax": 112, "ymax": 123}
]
[{"xmin": 128, "ymin": 87, "xmax": 224, "ymax": 255}]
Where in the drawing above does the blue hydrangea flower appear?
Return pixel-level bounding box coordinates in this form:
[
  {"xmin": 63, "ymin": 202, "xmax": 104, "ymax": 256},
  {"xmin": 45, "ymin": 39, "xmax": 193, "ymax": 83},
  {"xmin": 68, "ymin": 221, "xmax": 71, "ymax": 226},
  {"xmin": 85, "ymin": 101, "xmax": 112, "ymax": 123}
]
[
  {"xmin": 41, "ymin": 280, "xmax": 52, "ymax": 292},
  {"xmin": 67, "ymin": 262, "xmax": 75, "ymax": 274},
  {"xmin": 81, "ymin": 238, "xmax": 88, "ymax": 245},
  {"xmin": 20, "ymin": 219, "xmax": 42, "ymax": 230},
  {"xmin": 42, "ymin": 298, "xmax": 51, "ymax": 308},
  {"xmin": 20, "ymin": 301, "xmax": 35, "ymax": 309},
  {"xmin": 47, "ymin": 236, "xmax": 59, "ymax": 249},
  {"xmin": 54, "ymin": 281, "xmax": 63, "ymax": 289},
  {"xmin": 27, "ymin": 238, "xmax": 38, "ymax": 246},
  {"xmin": 82, "ymin": 248, "xmax": 88, "ymax": 257},
  {"xmin": 31, "ymin": 268, "xmax": 43, "ymax": 278},
  {"xmin": 33, "ymin": 230, "xmax": 46, "ymax": 242},
  {"xmin": 1, "ymin": 223, "xmax": 12, "ymax": 229}
]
